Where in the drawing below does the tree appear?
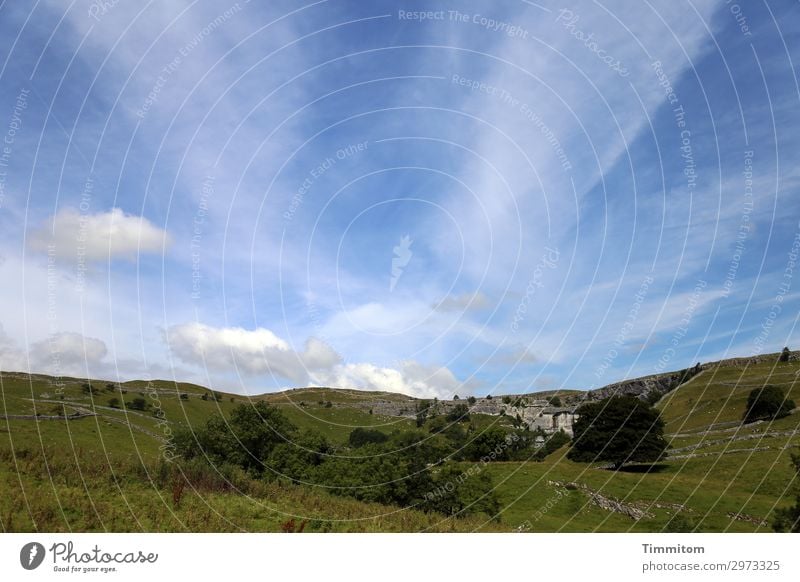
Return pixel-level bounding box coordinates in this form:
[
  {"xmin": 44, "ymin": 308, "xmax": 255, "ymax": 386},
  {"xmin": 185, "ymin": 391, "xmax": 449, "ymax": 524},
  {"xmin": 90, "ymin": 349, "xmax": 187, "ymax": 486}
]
[
  {"xmin": 453, "ymin": 394, "xmax": 460, "ymax": 400},
  {"xmin": 127, "ymin": 397, "xmax": 149, "ymax": 411},
  {"xmin": 772, "ymin": 453, "xmax": 800, "ymax": 532},
  {"xmin": 467, "ymin": 396, "xmax": 477, "ymax": 405},
  {"xmin": 446, "ymin": 404, "xmax": 470, "ymax": 423},
  {"xmin": 485, "ymin": 394, "xmax": 492, "ymax": 400},
  {"xmin": 268, "ymin": 430, "xmax": 331, "ymax": 483},
  {"xmin": 174, "ymin": 402, "xmax": 296, "ymax": 473},
  {"xmin": 567, "ymin": 396, "xmax": 668, "ymax": 469},
  {"xmin": 348, "ymin": 427, "xmax": 388, "ymax": 448},
  {"xmin": 779, "ymin": 347, "xmax": 791, "ymax": 362},
  {"xmin": 463, "ymin": 427, "xmax": 512, "ymax": 462},
  {"xmin": 548, "ymin": 395, "xmax": 562, "ymax": 407},
  {"xmin": 424, "ymin": 464, "xmax": 501, "ymax": 519},
  {"xmin": 415, "ymin": 399, "xmax": 431, "ymax": 427},
  {"xmin": 744, "ymin": 385, "xmax": 795, "ymax": 423},
  {"xmin": 201, "ymin": 393, "xmax": 208, "ymax": 401},
  {"xmin": 108, "ymin": 397, "xmax": 120, "ymax": 409}
]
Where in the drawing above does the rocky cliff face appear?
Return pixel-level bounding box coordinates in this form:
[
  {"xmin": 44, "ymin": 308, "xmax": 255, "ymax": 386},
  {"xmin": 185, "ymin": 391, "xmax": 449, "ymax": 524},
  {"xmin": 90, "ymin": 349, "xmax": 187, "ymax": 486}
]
[
  {"xmin": 583, "ymin": 350, "xmax": 799, "ymax": 403},
  {"xmin": 584, "ymin": 370, "xmax": 692, "ymax": 402}
]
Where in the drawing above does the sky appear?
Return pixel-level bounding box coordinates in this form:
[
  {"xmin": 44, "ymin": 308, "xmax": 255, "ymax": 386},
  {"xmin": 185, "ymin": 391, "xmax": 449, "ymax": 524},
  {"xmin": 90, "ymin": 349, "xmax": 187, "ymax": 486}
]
[{"xmin": 0, "ymin": 0, "xmax": 799, "ymax": 398}]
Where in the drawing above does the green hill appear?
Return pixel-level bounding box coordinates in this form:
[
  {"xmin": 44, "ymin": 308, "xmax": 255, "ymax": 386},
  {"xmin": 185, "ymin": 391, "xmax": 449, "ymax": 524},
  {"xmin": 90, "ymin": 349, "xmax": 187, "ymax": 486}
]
[{"xmin": 1, "ymin": 351, "xmax": 799, "ymax": 532}]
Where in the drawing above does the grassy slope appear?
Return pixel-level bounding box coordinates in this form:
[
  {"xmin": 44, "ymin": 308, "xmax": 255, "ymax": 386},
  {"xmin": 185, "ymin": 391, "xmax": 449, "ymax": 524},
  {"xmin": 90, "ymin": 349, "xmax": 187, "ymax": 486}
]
[
  {"xmin": 481, "ymin": 359, "xmax": 800, "ymax": 532},
  {"xmin": 2, "ymin": 356, "xmax": 800, "ymax": 532}
]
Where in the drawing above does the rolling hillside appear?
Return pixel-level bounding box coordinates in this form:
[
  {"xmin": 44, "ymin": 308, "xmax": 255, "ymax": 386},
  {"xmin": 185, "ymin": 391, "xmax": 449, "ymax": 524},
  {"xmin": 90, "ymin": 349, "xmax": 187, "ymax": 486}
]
[{"xmin": 1, "ymin": 351, "xmax": 799, "ymax": 532}]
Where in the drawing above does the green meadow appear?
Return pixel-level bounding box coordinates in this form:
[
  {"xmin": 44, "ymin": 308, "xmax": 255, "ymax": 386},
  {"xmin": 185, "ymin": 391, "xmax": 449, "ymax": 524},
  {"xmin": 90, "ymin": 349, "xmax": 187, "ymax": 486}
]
[{"xmin": 1, "ymin": 354, "xmax": 799, "ymax": 532}]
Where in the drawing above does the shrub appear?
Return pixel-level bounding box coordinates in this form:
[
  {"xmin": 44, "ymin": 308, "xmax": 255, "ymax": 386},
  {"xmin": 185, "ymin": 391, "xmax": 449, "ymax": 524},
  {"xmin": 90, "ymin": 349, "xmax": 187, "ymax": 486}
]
[
  {"xmin": 744, "ymin": 385, "xmax": 795, "ymax": 423},
  {"xmin": 548, "ymin": 396, "xmax": 562, "ymax": 407},
  {"xmin": 175, "ymin": 401, "xmax": 297, "ymax": 476},
  {"xmin": 424, "ymin": 464, "xmax": 501, "ymax": 519},
  {"xmin": 311, "ymin": 443, "xmax": 431, "ymax": 506},
  {"xmin": 779, "ymin": 347, "xmax": 791, "ymax": 362},
  {"xmin": 467, "ymin": 396, "xmax": 477, "ymax": 405},
  {"xmin": 268, "ymin": 430, "xmax": 332, "ymax": 482},
  {"xmin": 463, "ymin": 427, "xmax": 512, "ymax": 462},
  {"xmin": 126, "ymin": 397, "xmax": 148, "ymax": 411},
  {"xmin": 179, "ymin": 393, "xmax": 189, "ymax": 400},
  {"xmin": 664, "ymin": 512, "xmax": 696, "ymax": 533},
  {"xmin": 108, "ymin": 397, "xmax": 120, "ymax": 409},
  {"xmin": 348, "ymin": 427, "xmax": 388, "ymax": 448},
  {"xmin": 324, "ymin": 401, "xmax": 333, "ymax": 408},
  {"xmin": 446, "ymin": 404, "xmax": 470, "ymax": 423}
]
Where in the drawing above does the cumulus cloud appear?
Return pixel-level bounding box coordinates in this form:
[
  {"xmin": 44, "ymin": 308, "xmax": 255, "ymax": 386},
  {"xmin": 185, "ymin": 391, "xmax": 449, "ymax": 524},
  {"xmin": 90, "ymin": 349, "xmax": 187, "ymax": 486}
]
[
  {"xmin": 433, "ymin": 292, "xmax": 491, "ymax": 312},
  {"xmin": 310, "ymin": 360, "xmax": 473, "ymax": 399},
  {"xmin": 0, "ymin": 327, "xmax": 110, "ymax": 377},
  {"xmin": 29, "ymin": 208, "xmax": 170, "ymax": 261},
  {"xmin": 28, "ymin": 332, "xmax": 108, "ymax": 374},
  {"xmin": 0, "ymin": 324, "xmax": 25, "ymax": 372},
  {"xmin": 164, "ymin": 322, "xmax": 472, "ymax": 398},
  {"xmin": 165, "ymin": 323, "xmax": 341, "ymax": 383}
]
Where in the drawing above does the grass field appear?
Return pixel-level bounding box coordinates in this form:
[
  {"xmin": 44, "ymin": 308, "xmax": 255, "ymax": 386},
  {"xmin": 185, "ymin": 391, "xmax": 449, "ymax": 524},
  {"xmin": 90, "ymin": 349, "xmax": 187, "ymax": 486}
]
[{"xmin": 2, "ymin": 353, "xmax": 799, "ymax": 532}]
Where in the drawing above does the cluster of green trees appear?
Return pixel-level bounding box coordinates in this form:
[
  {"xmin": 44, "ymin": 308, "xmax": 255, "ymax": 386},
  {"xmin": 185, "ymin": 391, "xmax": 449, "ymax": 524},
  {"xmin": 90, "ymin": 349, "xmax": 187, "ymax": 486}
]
[
  {"xmin": 175, "ymin": 403, "xmax": 514, "ymax": 518},
  {"xmin": 173, "ymin": 398, "xmax": 575, "ymax": 518}
]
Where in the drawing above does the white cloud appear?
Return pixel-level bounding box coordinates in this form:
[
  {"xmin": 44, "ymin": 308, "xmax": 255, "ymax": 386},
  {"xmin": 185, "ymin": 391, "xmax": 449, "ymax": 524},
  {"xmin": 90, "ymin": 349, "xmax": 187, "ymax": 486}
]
[
  {"xmin": 29, "ymin": 208, "xmax": 170, "ymax": 261},
  {"xmin": 28, "ymin": 332, "xmax": 108, "ymax": 373},
  {"xmin": 164, "ymin": 321, "xmax": 472, "ymax": 398},
  {"xmin": 310, "ymin": 360, "xmax": 473, "ymax": 399},
  {"xmin": 165, "ymin": 323, "xmax": 340, "ymax": 382},
  {"xmin": 0, "ymin": 326, "xmax": 110, "ymax": 377},
  {"xmin": 0, "ymin": 323, "xmax": 25, "ymax": 372}
]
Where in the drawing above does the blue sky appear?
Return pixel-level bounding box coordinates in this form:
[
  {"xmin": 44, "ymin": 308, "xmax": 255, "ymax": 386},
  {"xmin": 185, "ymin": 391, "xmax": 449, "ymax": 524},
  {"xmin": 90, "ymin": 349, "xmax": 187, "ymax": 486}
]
[{"xmin": 0, "ymin": 0, "xmax": 799, "ymax": 398}]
